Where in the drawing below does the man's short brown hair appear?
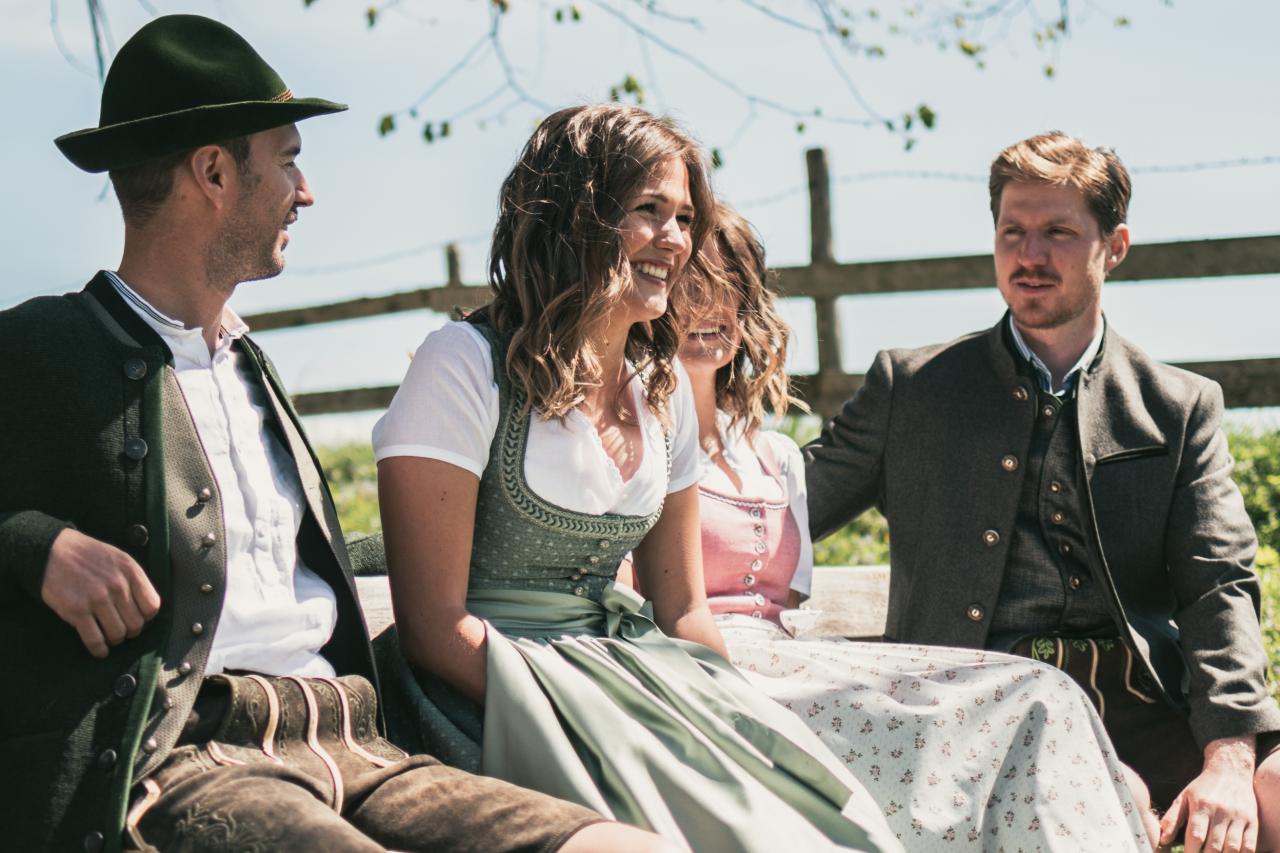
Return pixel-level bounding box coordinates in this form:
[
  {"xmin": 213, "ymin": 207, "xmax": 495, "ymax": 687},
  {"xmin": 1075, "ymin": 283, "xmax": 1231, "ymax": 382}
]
[
  {"xmin": 989, "ymin": 131, "xmax": 1131, "ymax": 235},
  {"xmin": 109, "ymin": 135, "xmax": 252, "ymax": 227}
]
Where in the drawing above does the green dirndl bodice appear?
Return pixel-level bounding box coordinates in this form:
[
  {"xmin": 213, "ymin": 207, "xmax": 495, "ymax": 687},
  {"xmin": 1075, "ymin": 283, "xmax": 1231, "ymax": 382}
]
[{"xmin": 374, "ymin": 321, "xmax": 899, "ymax": 852}]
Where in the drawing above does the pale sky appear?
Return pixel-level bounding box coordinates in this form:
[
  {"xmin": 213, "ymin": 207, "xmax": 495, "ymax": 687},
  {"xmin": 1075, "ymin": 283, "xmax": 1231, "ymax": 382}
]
[{"xmin": 3, "ymin": 0, "xmax": 1277, "ymax": 441}]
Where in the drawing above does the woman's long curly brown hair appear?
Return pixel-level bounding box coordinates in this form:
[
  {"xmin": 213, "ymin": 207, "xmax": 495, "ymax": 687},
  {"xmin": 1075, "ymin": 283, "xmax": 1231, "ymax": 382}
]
[
  {"xmin": 484, "ymin": 104, "xmax": 714, "ymax": 421},
  {"xmin": 687, "ymin": 201, "xmax": 804, "ymax": 437}
]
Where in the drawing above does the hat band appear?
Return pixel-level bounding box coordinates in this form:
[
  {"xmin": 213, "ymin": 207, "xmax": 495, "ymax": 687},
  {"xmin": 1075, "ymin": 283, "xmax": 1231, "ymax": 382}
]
[{"xmin": 269, "ymin": 88, "xmax": 294, "ymax": 103}]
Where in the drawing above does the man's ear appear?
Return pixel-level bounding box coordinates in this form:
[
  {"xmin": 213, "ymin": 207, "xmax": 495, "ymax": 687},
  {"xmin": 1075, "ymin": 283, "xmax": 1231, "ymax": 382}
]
[
  {"xmin": 1104, "ymin": 223, "xmax": 1131, "ymax": 274},
  {"xmin": 188, "ymin": 144, "xmax": 232, "ymax": 207}
]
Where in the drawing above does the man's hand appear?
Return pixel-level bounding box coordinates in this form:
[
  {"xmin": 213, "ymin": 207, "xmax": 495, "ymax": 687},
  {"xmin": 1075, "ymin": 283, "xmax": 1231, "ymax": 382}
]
[
  {"xmin": 1160, "ymin": 736, "xmax": 1259, "ymax": 853},
  {"xmin": 41, "ymin": 528, "xmax": 161, "ymax": 658}
]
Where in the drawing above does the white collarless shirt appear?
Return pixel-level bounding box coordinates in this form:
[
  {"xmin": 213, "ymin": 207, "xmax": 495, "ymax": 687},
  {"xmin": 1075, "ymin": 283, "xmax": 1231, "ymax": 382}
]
[
  {"xmin": 372, "ymin": 321, "xmax": 700, "ymax": 515},
  {"xmin": 105, "ymin": 271, "xmax": 337, "ymax": 677}
]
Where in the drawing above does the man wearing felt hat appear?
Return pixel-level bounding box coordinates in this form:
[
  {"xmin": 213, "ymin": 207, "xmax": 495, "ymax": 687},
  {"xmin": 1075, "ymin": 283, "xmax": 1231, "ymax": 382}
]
[{"xmin": 0, "ymin": 14, "xmax": 671, "ymax": 853}]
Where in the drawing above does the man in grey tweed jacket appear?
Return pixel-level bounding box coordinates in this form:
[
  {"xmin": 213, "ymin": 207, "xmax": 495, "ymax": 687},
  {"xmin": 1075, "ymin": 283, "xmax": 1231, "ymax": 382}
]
[{"xmin": 806, "ymin": 131, "xmax": 1280, "ymax": 852}]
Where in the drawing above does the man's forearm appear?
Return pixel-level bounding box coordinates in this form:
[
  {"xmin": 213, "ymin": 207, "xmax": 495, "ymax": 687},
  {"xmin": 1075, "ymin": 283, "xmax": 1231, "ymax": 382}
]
[
  {"xmin": 0, "ymin": 509, "xmax": 74, "ymax": 599},
  {"xmin": 1202, "ymin": 735, "xmax": 1257, "ymax": 775}
]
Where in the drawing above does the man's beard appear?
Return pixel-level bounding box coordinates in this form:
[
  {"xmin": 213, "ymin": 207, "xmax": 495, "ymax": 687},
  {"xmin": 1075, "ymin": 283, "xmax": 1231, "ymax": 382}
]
[
  {"xmin": 1006, "ymin": 267, "xmax": 1089, "ymax": 330},
  {"xmin": 206, "ymin": 180, "xmax": 284, "ymax": 287}
]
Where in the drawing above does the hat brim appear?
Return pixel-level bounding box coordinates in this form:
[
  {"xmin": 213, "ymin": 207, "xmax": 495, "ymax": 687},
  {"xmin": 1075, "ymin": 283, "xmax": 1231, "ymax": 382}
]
[{"xmin": 55, "ymin": 97, "xmax": 348, "ymax": 173}]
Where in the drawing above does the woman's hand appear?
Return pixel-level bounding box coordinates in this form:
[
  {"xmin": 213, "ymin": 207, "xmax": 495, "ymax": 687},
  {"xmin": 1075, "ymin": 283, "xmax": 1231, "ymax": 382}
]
[
  {"xmin": 632, "ymin": 484, "xmax": 729, "ymax": 658},
  {"xmin": 378, "ymin": 456, "xmax": 489, "ymax": 704}
]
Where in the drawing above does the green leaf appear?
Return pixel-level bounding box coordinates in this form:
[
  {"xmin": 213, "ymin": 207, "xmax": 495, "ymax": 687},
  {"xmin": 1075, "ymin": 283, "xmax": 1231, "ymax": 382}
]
[
  {"xmin": 366, "ymin": 6, "xmax": 377, "ymax": 27},
  {"xmin": 1114, "ymin": 16, "xmax": 1131, "ymax": 27},
  {"xmin": 710, "ymin": 148, "xmax": 724, "ymax": 169},
  {"xmin": 904, "ymin": 137, "xmax": 916, "ymax": 152},
  {"xmin": 611, "ymin": 74, "xmax": 645, "ymax": 105},
  {"xmin": 866, "ymin": 45, "xmax": 885, "ymax": 58},
  {"xmin": 377, "ymin": 114, "xmax": 395, "ymax": 136},
  {"xmin": 423, "ymin": 123, "xmax": 435, "ymax": 143},
  {"xmin": 917, "ymin": 104, "xmax": 936, "ymax": 129},
  {"xmin": 491, "ymin": 0, "xmax": 509, "ymax": 12},
  {"xmin": 571, "ymin": 4, "xmax": 582, "ymax": 21},
  {"xmin": 303, "ymin": 0, "xmax": 318, "ymax": 7},
  {"xmin": 1043, "ymin": 64, "xmax": 1055, "ymax": 78},
  {"xmin": 795, "ymin": 121, "xmax": 806, "ymax": 133},
  {"xmin": 554, "ymin": 8, "xmax": 563, "ymax": 22},
  {"xmin": 440, "ymin": 121, "xmax": 451, "ymax": 138},
  {"xmin": 958, "ymin": 40, "xmax": 983, "ymax": 57}
]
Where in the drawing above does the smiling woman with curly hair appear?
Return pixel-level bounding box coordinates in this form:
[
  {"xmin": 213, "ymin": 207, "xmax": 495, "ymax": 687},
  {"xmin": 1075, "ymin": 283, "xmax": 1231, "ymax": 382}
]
[{"xmin": 369, "ymin": 104, "xmax": 899, "ymax": 852}]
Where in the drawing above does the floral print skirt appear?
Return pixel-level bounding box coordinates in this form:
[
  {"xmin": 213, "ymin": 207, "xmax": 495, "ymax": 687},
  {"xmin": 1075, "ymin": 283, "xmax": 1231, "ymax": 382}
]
[{"xmin": 718, "ymin": 615, "xmax": 1150, "ymax": 852}]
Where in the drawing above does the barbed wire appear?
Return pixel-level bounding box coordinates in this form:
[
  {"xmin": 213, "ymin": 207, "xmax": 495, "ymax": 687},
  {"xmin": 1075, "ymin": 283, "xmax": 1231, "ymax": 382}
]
[
  {"xmin": 285, "ymin": 153, "xmax": 1280, "ymax": 278},
  {"xmin": 736, "ymin": 155, "xmax": 1280, "ymax": 209},
  {"xmin": 1129, "ymin": 155, "xmax": 1280, "ymax": 175},
  {"xmin": 287, "ymin": 155, "xmax": 1280, "ymax": 275},
  {"xmin": 289, "ymin": 233, "xmax": 491, "ymax": 276}
]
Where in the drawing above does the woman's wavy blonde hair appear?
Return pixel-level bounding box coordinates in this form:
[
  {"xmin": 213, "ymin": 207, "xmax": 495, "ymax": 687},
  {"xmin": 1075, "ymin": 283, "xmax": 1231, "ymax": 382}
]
[
  {"xmin": 687, "ymin": 201, "xmax": 804, "ymax": 437},
  {"xmin": 482, "ymin": 104, "xmax": 714, "ymax": 421}
]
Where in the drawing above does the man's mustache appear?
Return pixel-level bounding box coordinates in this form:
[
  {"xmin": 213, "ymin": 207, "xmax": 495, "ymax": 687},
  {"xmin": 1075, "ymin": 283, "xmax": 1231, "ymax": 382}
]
[{"xmin": 1009, "ymin": 267, "xmax": 1060, "ymax": 285}]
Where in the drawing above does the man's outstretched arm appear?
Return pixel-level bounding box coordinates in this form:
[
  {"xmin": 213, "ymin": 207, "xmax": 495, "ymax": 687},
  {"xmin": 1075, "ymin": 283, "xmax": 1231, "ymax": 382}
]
[
  {"xmin": 803, "ymin": 349, "xmax": 895, "ymax": 541},
  {"xmin": 1161, "ymin": 380, "xmax": 1280, "ymax": 852}
]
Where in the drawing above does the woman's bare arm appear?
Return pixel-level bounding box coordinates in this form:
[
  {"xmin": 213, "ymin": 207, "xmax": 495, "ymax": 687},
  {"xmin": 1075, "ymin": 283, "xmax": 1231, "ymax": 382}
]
[
  {"xmin": 378, "ymin": 456, "xmax": 489, "ymax": 704},
  {"xmin": 632, "ymin": 484, "xmax": 729, "ymax": 658}
]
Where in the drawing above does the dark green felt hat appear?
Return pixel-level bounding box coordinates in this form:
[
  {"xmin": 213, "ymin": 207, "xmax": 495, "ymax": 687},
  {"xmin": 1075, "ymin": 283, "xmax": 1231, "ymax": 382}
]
[{"xmin": 55, "ymin": 14, "xmax": 347, "ymax": 173}]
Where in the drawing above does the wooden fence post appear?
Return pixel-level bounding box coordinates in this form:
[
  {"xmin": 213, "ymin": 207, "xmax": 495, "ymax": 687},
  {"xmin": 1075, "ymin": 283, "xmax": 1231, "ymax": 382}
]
[
  {"xmin": 446, "ymin": 242, "xmax": 462, "ymax": 287},
  {"xmin": 807, "ymin": 147, "xmax": 844, "ymax": 416},
  {"xmin": 807, "ymin": 148, "xmax": 834, "ymax": 265}
]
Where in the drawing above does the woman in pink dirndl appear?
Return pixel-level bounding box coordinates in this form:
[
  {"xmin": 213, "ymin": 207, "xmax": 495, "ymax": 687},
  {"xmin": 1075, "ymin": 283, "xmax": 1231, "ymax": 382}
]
[{"xmin": 661, "ymin": 200, "xmax": 1156, "ymax": 851}]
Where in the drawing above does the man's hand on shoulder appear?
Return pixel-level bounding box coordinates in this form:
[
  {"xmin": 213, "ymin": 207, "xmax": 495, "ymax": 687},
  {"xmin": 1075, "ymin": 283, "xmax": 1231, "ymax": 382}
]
[
  {"xmin": 41, "ymin": 528, "xmax": 161, "ymax": 658},
  {"xmin": 1160, "ymin": 736, "xmax": 1259, "ymax": 853}
]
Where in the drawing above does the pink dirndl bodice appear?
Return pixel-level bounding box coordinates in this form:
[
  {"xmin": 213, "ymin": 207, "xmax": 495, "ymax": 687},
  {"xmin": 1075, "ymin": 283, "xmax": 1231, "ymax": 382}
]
[{"xmin": 699, "ymin": 459, "xmax": 801, "ymax": 625}]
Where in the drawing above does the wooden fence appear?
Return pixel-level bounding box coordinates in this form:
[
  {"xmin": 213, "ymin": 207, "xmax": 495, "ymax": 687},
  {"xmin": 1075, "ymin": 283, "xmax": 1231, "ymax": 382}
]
[{"xmin": 246, "ymin": 148, "xmax": 1280, "ymax": 419}]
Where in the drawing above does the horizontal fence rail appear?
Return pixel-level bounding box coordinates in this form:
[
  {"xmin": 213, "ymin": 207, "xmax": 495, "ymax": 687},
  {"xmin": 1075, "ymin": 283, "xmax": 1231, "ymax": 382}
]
[
  {"xmin": 244, "ymin": 148, "xmax": 1280, "ymax": 419},
  {"xmin": 247, "ymin": 234, "xmax": 1280, "ymax": 332},
  {"xmin": 289, "ymin": 357, "xmax": 1280, "ymax": 418}
]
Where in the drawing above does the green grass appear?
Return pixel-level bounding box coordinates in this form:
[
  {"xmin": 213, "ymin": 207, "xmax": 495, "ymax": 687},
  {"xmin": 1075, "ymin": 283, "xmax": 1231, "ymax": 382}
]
[
  {"xmin": 316, "ymin": 442, "xmax": 381, "ymax": 538},
  {"xmin": 317, "ymin": 426, "xmax": 1280, "ymax": 699}
]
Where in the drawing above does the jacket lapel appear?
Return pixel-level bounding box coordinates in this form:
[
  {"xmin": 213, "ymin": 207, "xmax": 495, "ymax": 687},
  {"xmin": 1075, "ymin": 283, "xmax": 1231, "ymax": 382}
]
[{"xmin": 1075, "ymin": 326, "xmax": 1169, "ymax": 482}]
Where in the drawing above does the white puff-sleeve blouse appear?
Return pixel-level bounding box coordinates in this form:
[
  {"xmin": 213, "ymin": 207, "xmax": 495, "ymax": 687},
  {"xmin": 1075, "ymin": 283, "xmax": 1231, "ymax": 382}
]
[{"xmin": 373, "ymin": 321, "xmax": 700, "ymax": 517}]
